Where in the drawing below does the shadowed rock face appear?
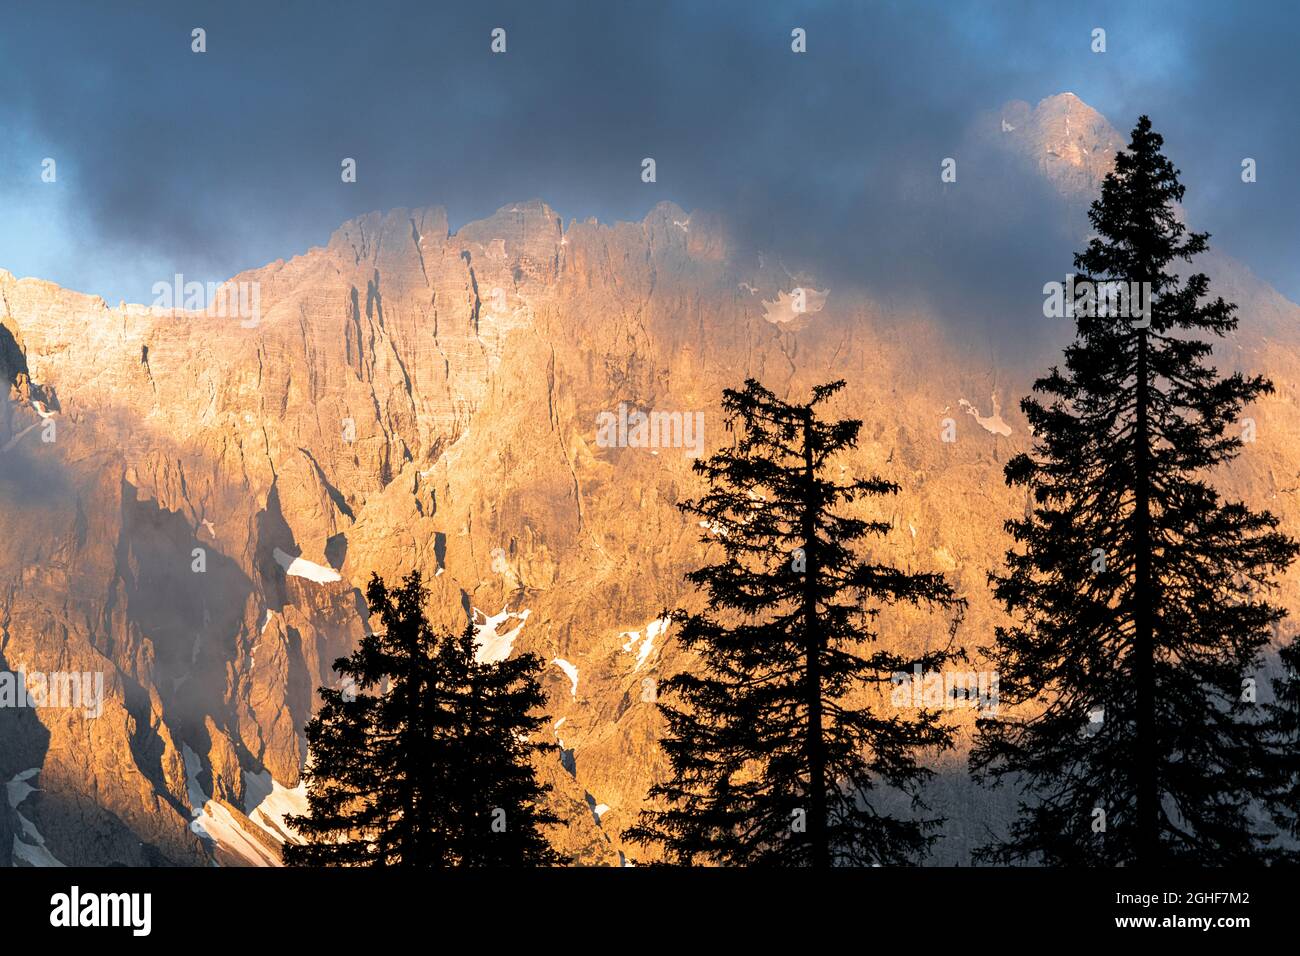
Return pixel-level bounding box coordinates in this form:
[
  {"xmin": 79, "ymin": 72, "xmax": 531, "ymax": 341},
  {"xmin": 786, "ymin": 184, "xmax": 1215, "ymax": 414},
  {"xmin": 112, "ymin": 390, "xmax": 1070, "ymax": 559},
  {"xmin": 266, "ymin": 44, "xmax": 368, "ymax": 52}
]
[{"xmin": 2, "ymin": 96, "xmax": 1298, "ymax": 866}]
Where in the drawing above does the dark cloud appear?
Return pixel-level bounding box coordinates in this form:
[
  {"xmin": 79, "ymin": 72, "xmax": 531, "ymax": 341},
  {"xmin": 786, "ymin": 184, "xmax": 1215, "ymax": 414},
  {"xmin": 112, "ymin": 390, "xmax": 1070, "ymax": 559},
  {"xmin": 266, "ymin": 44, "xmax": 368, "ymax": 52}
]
[{"xmin": 0, "ymin": 0, "xmax": 1295, "ymax": 318}]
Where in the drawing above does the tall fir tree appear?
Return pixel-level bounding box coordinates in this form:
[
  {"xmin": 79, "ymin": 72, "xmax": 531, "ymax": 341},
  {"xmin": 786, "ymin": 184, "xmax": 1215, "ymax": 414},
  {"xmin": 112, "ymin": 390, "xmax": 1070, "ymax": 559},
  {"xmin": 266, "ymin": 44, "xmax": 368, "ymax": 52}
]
[
  {"xmin": 625, "ymin": 379, "xmax": 964, "ymax": 866},
  {"xmin": 1265, "ymin": 638, "xmax": 1300, "ymax": 861},
  {"xmin": 971, "ymin": 116, "xmax": 1298, "ymax": 866},
  {"xmin": 284, "ymin": 571, "xmax": 564, "ymax": 866},
  {"xmin": 284, "ymin": 571, "xmax": 436, "ymax": 865},
  {"xmin": 431, "ymin": 627, "xmax": 566, "ymax": 866}
]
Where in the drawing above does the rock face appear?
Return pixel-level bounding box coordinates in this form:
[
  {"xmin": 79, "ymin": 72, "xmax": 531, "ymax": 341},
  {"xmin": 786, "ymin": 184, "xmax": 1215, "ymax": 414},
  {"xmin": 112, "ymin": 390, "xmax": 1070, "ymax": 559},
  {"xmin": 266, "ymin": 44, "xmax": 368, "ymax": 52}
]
[
  {"xmin": 2, "ymin": 96, "xmax": 1298, "ymax": 866},
  {"xmin": 997, "ymin": 93, "xmax": 1123, "ymax": 201}
]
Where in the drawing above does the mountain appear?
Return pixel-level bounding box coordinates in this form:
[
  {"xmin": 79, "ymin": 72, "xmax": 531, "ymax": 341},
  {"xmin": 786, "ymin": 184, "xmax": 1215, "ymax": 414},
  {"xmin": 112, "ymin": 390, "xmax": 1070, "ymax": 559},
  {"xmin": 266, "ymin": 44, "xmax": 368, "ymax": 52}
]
[
  {"xmin": 2, "ymin": 94, "xmax": 1297, "ymax": 865},
  {"xmin": 996, "ymin": 92, "xmax": 1123, "ymax": 200}
]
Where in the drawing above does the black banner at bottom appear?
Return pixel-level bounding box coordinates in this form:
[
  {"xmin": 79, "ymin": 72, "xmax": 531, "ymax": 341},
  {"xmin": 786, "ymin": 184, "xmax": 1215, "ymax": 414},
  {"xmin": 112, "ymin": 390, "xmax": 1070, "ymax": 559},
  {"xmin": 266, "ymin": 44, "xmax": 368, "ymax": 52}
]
[{"xmin": 0, "ymin": 865, "xmax": 1280, "ymax": 944}]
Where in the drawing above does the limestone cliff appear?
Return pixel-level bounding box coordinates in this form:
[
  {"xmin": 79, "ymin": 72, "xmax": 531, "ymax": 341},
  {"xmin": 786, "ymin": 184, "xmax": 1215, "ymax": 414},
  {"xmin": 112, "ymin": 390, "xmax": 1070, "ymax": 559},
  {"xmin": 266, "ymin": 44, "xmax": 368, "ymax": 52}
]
[{"xmin": 2, "ymin": 96, "xmax": 1296, "ymax": 866}]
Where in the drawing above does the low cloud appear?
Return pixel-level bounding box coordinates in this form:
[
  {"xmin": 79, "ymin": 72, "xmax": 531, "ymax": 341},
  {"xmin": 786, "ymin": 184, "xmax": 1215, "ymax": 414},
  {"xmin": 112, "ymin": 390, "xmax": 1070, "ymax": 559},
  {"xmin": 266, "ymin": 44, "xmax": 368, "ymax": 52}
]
[{"xmin": 0, "ymin": 0, "xmax": 1292, "ymax": 329}]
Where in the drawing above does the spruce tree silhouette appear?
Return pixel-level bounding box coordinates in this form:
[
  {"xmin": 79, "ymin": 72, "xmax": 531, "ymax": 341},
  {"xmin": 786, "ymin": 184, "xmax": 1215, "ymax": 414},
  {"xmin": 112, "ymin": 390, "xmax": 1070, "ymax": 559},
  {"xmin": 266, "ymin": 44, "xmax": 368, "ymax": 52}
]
[
  {"xmin": 625, "ymin": 379, "xmax": 964, "ymax": 866},
  {"xmin": 971, "ymin": 116, "xmax": 1298, "ymax": 866},
  {"xmin": 1265, "ymin": 639, "xmax": 1300, "ymax": 861},
  {"xmin": 284, "ymin": 571, "xmax": 564, "ymax": 866},
  {"xmin": 434, "ymin": 627, "xmax": 565, "ymax": 866}
]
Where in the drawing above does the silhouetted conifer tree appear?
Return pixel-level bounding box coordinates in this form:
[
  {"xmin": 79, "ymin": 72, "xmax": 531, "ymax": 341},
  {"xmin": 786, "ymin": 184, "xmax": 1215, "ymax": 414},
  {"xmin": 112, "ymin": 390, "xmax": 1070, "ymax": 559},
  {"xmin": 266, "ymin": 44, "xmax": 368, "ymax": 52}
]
[
  {"xmin": 625, "ymin": 379, "xmax": 964, "ymax": 866},
  {"xmin": 1265, "ymin": 639, "xmax": 1300, "ymax": 861},
  {"xmin": 284, "ymin": 571, "xmax": 563, "ymax": 865},
  {"xmin": 971, "ymin": 117, "xmax": 1297, "ymax": 866},
  {"xmin": 433, "ymin": 627, "xmax": 565, "ymax": 866}
]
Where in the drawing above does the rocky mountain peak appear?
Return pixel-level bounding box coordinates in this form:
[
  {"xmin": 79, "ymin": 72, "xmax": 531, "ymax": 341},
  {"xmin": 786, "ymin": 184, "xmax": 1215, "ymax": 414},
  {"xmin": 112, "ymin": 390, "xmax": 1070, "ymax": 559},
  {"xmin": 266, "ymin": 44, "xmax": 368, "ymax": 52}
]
[{"xmin": 998, "ymin": 92, "xmax": 1121, "ymax": 199}]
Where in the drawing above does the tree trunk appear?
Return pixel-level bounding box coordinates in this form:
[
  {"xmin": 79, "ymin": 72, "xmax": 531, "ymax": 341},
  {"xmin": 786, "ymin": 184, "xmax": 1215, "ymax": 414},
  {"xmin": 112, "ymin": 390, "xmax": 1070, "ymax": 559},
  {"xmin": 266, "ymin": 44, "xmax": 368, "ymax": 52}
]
[
  {"xmin": 1134, "ymin": 327, "xmax": 1158, "ymax": 865},
  {"xmin": 403, "ymin": 653, "xmax": 421, "ymax": 865},
  {"xmin": 801, "ymin": 410, "xmax": 829, "ymax": 867}
]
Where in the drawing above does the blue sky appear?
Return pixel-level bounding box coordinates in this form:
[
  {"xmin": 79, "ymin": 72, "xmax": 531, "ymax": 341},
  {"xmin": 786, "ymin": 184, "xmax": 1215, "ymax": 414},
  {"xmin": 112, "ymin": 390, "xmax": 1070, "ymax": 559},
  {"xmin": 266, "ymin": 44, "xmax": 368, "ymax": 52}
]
[{"xmin": 1, "ymin": 0, "xmax": 1295, "ymax": 308}]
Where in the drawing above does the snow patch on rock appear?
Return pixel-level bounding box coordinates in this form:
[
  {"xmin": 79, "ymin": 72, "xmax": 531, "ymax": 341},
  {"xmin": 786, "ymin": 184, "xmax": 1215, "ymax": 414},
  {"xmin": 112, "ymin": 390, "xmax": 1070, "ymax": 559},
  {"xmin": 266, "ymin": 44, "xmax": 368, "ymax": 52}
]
[
  {"xmin": 620, "ymin": 615, "xmax": 669, "ymax": 671},
  {"xmin": 273, "ymin": 547, "xmax": 342, "ymax": 584},
  {"xmin": 958, "ymin": 393, "xmax": 1012, "ymax": 437},
  {"xmin": 182, "ymin": 745, "xmax": 280, "ymax": 867},
  {"xmin": 243, "ymin": 769, "xmax": 309, "ymax": 848},
  {"xmin": 472, "ymin": 606, "xmax": 531, "ymax": 663},
  {"xmin": 553, "ymin": 658, "xmax": 579, "ymax": 697},
  {"xmin": 7, "ymin": 768, "xmax": 65, "ymax": 867}
]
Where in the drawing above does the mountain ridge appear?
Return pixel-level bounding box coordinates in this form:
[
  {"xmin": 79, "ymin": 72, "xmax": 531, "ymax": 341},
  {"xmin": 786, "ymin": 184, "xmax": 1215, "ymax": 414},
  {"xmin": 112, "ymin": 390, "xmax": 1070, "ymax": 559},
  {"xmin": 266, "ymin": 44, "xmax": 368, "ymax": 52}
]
[{"xmin": 2, "ymin": 93, "xmax": 1297, "ymax": 866}]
